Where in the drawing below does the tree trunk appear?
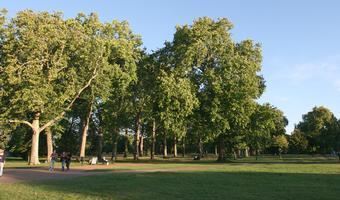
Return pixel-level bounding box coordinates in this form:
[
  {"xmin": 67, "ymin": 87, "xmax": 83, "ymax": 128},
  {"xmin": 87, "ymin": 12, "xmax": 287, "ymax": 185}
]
[
  {"xmin": 217, "ymin": 134, "xmax": 226, "ymax": 161},
  {"xmin": 30, "ymin": 113, "xmax": 41, "ymax": 165},
  {"xmin": 97, "ymin": 129, "xmax": 103, "ymax": 160},
  {"xmin": 199, "ymin": 137, "xmax": 203, "ymax": 158},
  {"xmin": 233, "ymin": 151, "xmax": 237, "ymax": 160},
  {"xmin": 245, "ymin": 148, "xmax": 249, "ymax": 157},
  {"xmin": 174, "ymin": 136, "xmax": 177, "ymax": 157},
  {"xmin": 215, "ymin": 145, "xmax": 218, "ymax": 157},
  {"xmin": 46, "ymin": 126, "xmax": 53, "ymax": 163},
  {"xmin": 124, "ymin": 129, "xmax": 128, "ymax": 158},
  {"xmin": 151, "ymin": 120, "xmax": 156, "ymax": 160},
  {"xmin": 134, "ymin": 116, "xmax": 141, "ymax": 160},
  {"xmin": 112, "ymin": 128, "xmax": 118, "ymax": 161},
  {"xmin": 79, "ymin": 97, "xmax": 94, "ymax": 161},
  {"xmin": 139, "ymin": 126, "xmax": 144, "ymax": 157},
  {"xmin": 182, "ymin": 137, "xmax": 186, "ymax": 157},
  {"xmin": 163, "ymin": 134, "xmax": 167, "ymax": 158},
  {"xmin": 237, "ymin": 149, "xmax": 241, "ymax": 158}
]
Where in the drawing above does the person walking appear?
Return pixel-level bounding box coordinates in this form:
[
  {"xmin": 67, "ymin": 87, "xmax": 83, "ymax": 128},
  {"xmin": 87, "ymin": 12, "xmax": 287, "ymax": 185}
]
[
  {"xmin": 0, "ymin": 149, "xmax": 6, "ymax": 177},
  {"xmin": 60, "ymin": 152, "xmax": 66, "ymax": 171},
  {"xmin": 49, "ymin": 150, "xmax": 58, "ymax": 171},
  {"xmin": 66, "ymin": 152, "xmax": 72, "ymax": 171}
]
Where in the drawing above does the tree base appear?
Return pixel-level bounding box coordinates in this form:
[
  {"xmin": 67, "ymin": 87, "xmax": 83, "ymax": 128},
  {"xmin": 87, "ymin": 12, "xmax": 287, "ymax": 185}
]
[{"xmin": 29, "ymin": 161, "xmax": 41, "ymax": 165}]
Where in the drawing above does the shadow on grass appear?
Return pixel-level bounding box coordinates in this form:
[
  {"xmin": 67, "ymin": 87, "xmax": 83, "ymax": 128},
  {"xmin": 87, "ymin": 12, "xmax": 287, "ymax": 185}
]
[
  {"xmin": 5, "ymin": 155, "xmax": 340, "ymax": 170},
  {"xmin": 114, "ymin": 158, "xmax": 340, "ymax": 165},
  {"xmin": 4, "ymin": 170, "xmax": 340, "ymax": 200},
  {"xmin": 230, "ymin": 160, "xmax": 340, "ymax": 165}
]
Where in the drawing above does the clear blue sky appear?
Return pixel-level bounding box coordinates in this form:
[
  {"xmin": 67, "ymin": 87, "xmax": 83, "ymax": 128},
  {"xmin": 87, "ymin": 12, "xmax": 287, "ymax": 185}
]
[{"xmin": 3, "ymin": 0, "xmax": 340, "ymax": 134}]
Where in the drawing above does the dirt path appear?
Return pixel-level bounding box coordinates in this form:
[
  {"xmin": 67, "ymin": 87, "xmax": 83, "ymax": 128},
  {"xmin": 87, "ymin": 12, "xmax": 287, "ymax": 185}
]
[{"xmin": 0, "ymin": 163, "xmax": 239, "ymax": 184}]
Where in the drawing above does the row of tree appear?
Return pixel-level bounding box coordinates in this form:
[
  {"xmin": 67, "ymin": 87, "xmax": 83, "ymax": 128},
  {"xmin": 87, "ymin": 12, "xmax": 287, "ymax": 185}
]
[
  {"xmin": 288, "ymin": 106, "xmax": 340, "ymax": 155},
  {"xmin": 1, "ymin": 10, "xmax": 336, "ymax": 165}
]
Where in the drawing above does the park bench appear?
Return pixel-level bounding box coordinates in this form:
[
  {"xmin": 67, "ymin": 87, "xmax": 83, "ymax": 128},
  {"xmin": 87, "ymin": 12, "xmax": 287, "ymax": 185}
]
[
  {"xmin": 102, "ymin": 157, "xmax": 109, "ymax": 165},
  {"xmin": 193, "ymin": 155, "xmax": 200, "ymax": 160},
  {"xmin": 89, "ymin": 157, "xmax": 98, "ymax": 165}
]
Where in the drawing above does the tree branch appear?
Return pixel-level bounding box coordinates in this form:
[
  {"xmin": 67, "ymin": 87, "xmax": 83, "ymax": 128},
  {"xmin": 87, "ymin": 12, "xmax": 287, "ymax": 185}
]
[
  {"xmin": 39, "ymin": 66, "xmax": 99, "ymax": 132},
  {"xmin": 8, "ymin": 120, "xmax": 33, "ymax": 129}
]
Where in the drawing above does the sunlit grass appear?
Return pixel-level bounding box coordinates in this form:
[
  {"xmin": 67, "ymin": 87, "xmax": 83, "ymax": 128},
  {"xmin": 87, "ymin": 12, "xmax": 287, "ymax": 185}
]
[
  {"xmin": 2, "ymin": 162, "xmax": 340, "ymax": 200},
  {"xmin": 5, "ymin": 154, "xmax": 340, "ymax": 169}
]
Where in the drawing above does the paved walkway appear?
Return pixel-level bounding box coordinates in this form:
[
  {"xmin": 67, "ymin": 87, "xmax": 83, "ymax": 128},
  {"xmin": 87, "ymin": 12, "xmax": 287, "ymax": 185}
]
[{"xmin": 0, "ymin": 163, "xmax": 230, "ymax": 184}]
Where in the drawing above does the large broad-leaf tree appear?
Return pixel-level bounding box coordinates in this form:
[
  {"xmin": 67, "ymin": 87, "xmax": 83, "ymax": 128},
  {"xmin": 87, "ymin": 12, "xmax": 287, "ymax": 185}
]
[
  {"xmin": 151, "ymin": 43, "xmax": 199, "ymax": 158},
  {"xmin": 288, "ymin": 129, "xmax": 309, "ymax": 153},
  {"xmin": 129, "ymin": 52, "xmax": 153, "ymax": 160},
  {"xmin": 171, "ymin": 17, "xmax": 264, "ymax": 161},
  {"xmin": 77, "ymin": 16, "xmax": 141, "ymax": 161},
  {"xmin": 0, "ymin": 10, "xmax": 139, "ymax": 165},
  {"xmin": 246, "ymin": 103, "xmax": 285, "ymax": 158},
  {"xmin": 296, "ymin": 106, "xmax": 338, "ymax": 153},
  {"xmin": 272, "ymin": 134, "xmax": 289, "ymax": 158}
]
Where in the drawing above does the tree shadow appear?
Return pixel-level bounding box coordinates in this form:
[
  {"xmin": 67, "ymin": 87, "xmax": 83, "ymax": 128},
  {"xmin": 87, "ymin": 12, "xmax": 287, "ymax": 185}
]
[
  {"xmin": 114, "ymin": 157, "xmax": 340, "ymax": 165},
  {"xmin": 6, "ymin": 169, "xmax": 340, "ymax": 200}
]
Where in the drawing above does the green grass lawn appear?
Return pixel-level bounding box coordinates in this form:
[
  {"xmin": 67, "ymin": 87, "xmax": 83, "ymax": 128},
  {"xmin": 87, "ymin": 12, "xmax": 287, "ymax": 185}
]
[
  {"xmin": 5, "ymin": 154, "xmax": 339, "ymax": 169},
  {"xmin": 4, "ymin": 157, "xmax": 89, "ymax": 169},
  {"xmin": 90, "ymin": 162, "xmax": 228, "ymax": 172},
  {"xmin": 1, "ymin": 155, "xmax": 340, "ymax": 200}
]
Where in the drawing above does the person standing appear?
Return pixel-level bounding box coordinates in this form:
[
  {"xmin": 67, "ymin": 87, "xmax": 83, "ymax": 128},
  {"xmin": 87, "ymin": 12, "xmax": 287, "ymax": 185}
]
[
  {"xmin": 60, "ymin": 152, "xmax": 66, "ymax": 171},
  {"xmin": 0, "ymin": 149, "xmax": 6, "ymax": 177},
  {"xmin": 49, "ymin": 150, "xmax": 58, "ymax": 171},
  {"xmin": 66, "ymin": 152, "xmax": 72, "ymax": 171}
]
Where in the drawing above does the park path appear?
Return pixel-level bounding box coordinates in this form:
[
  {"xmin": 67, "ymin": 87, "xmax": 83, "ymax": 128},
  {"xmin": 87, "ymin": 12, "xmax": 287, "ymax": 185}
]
[{"xmin": 0, "ymin": 163, "xmax": 237, "ymax": 184}]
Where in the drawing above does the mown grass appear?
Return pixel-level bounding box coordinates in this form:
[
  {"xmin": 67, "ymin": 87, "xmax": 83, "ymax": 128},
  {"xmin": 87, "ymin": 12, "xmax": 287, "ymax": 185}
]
[
  {"xmin": 1, "ymin": 157, "xmax": 340, "ymax": 200},
  {"xmin": 4, "ymin": 157, "xmax": 88, "ymax": 169},
  {"xmin": 89, "ymin": 162, "xmax": 228, "ymax": 172},
  {"xmin": 230, "ymin": 154, "xmax": 340, "ymax": 163},
  {"xmin": 5, "ymin": 154, "xmax": 339, "ymax": 169}
]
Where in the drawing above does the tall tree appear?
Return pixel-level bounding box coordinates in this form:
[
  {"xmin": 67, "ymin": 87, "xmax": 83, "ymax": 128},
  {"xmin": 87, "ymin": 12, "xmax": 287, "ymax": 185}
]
[
  {"xmin": 79, "ymin": 89, "xmax": 95, "ymax": 161},
  {"xmin": 170, "ymin": 17, "xmax": 264, "ymax": 161},
  {"xmin": 151, "ymin": 40, "xmax": 199, "ymax": 159},
  {"xmin": 296, "ymin": 106, "xmax": 338, "ymax": 153},
  {"xmin": 0, "ymin": 11, "xmax": 95, "ymax": 164},
  {"xmin": 247, "ymin": 103, "xmax": 286, "ymax": 158},
  {"xmin": 77, "ymin": 13, "xmax": 141, "ymax": 161},
  {"xmin": 288, "ymin": 129, "xmax": 309, "ymax": 153},
  {"xmin": 0, "ymin": 11, "xmax": 139, "ymax": 165},
  {"xmin": 272, "ymin": 135, "xmax": 289, "ymax": 159}
]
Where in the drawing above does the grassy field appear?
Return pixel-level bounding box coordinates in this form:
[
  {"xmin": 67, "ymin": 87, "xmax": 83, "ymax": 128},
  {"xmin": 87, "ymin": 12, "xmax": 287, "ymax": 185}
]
[
  {"xmin": 5, "ymin": 153, "xmax": 339, "ymax": 168},
  {"xmin": 4, "ymin": 157, "xmax": 89, "ymax": 168},
  {"xmin": 1, "ymin": 155, "xmax": 340, "ymax": 200}
]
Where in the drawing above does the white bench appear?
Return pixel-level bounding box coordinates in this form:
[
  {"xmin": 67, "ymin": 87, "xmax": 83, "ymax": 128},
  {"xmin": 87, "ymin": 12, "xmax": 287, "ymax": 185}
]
[{"xmin": 89, "ymin": 157, "xmax": 98, "ymax": 165}]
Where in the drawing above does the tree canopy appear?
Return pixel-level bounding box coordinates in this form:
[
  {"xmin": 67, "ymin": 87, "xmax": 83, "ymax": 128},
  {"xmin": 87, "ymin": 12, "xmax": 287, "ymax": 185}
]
[
  {"xmin": 0, "ymin": 10, "xmax": 141, "ymax": 164},
  {"xmin": 3, "ymin": 9, "xmax": 339, "ymax": 164}
]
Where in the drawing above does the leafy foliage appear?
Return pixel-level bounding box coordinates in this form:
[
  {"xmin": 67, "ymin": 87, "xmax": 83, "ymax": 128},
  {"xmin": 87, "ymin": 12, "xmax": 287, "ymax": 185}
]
[{"xmin": 3, "ymin": 10, "xmax": 337, "ymax": 163}]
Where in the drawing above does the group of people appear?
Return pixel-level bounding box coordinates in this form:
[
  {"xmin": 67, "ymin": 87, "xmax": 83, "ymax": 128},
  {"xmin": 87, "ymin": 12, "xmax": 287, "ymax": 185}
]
[
  {"xmin": 0, "ymin": 149, "xmax": 6, "ymax": 177},
  {"xmin": 0, "ymin": 149, "xmax": 72, "ymax": 178},
  {"xmin": 49, "ymin": 150, "xmax": 72, "ymax": 171}
]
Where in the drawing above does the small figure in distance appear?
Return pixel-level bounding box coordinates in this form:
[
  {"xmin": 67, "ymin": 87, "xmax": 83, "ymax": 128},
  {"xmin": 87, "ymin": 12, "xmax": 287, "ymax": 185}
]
[
  {"xmin": 194, "ymin": 155, "xmax": 200, "ymax": 160},
  {"xmin": 49, "ymin": 150, "xmax": 58, "ymax": 171},
  {"xmin": 66, "ymin": 152, "xmax": 72, "ymax": 171},
  {"xmin": 0, "ymin": 149, "xmax": 6, "ymax": 177},
  {"xmin": 60, "ymin": 152, "xmax": 66, "ymax": 171},
  {"xmin": 102, "ymin": 156, "xmax": 109, "ymax": 165}
]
